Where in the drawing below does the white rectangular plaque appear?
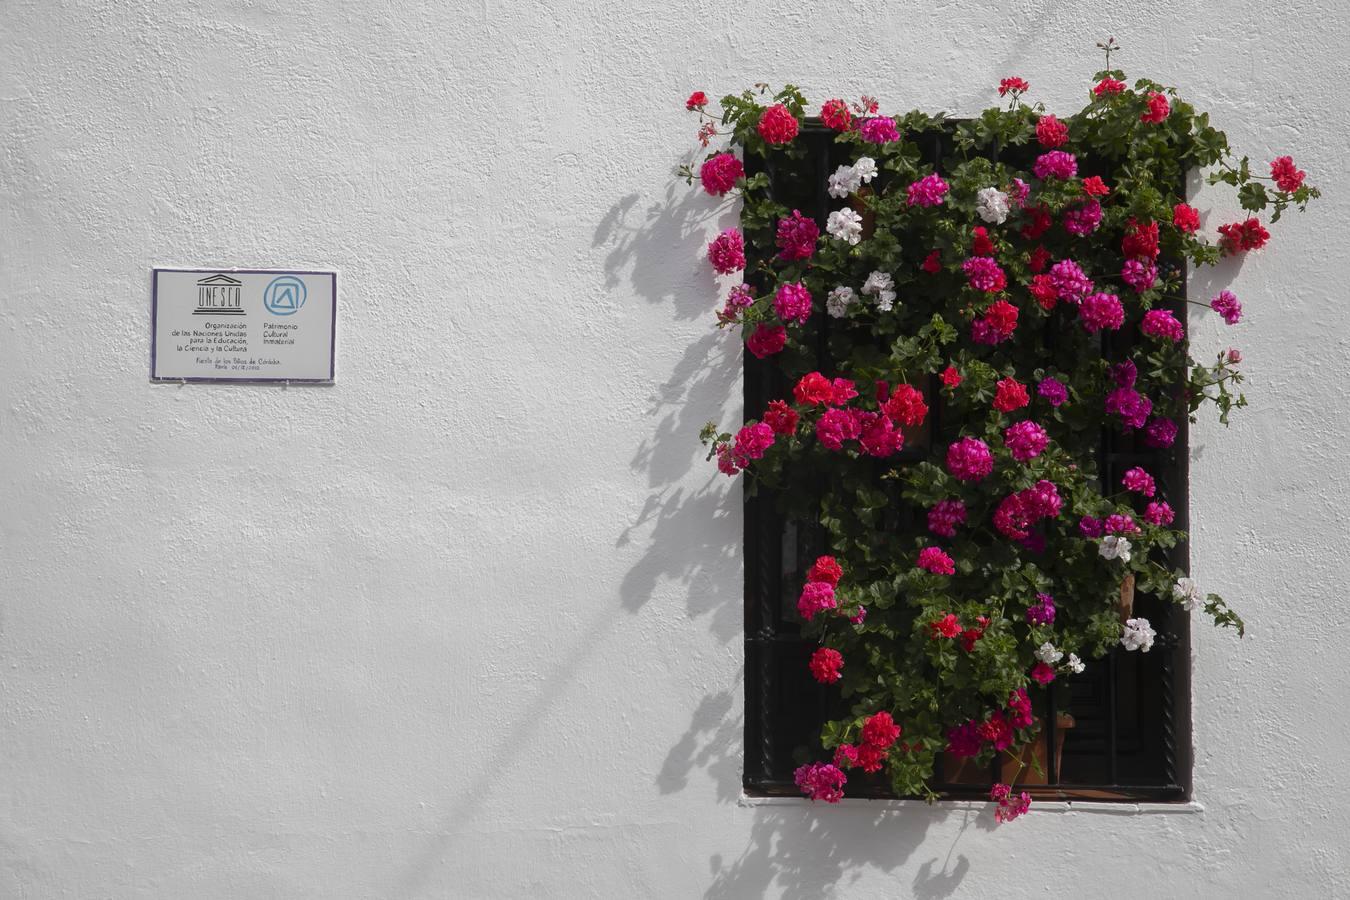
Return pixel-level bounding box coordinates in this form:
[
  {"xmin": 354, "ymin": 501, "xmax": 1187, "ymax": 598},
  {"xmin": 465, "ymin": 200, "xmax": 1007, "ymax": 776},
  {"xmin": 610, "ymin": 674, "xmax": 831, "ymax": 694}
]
[{"xmin": 151, "ymin": 268, "xmax": 336, "ymax": 383}]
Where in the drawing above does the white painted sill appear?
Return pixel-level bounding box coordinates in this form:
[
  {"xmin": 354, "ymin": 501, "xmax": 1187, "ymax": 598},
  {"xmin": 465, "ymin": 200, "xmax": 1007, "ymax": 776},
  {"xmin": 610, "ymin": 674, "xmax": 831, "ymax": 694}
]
[{"xmin": 739, "ymin": 794, "xmax": 1205, "ymax": 815}]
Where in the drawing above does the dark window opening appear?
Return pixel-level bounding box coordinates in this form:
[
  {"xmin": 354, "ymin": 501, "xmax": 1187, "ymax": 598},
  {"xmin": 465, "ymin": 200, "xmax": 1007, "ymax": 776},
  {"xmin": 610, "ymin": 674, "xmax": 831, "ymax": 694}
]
[{"xmin": 742, "ymin": 123, "xmax": 1190, "ymax": 802}]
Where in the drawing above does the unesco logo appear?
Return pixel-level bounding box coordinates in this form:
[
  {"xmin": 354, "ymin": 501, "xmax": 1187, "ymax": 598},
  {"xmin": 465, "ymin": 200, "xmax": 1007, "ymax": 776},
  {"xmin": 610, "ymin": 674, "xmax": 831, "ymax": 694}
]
[
  {"xmin": 195, "ymin": 273, "xmax": 244, "ymax": 315},
  {"xmin": 263, "ymin": 275, "xmax": 307, "ymax": 316}
]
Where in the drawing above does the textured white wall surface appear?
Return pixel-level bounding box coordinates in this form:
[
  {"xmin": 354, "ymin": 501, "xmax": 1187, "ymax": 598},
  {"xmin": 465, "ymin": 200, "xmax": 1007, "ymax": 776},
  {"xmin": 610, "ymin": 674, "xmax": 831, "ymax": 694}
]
[{"xmin": 2, "ymin": 1, "xmax": 1348, "ymax": 897}]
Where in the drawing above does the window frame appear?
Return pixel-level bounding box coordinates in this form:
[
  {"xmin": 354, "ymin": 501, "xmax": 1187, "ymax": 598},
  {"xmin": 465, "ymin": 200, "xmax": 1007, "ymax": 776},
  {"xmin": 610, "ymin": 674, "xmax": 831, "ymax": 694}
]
[{"xmin": 741, "ymin": 121, "xmax": 1192, "ymax": 803}]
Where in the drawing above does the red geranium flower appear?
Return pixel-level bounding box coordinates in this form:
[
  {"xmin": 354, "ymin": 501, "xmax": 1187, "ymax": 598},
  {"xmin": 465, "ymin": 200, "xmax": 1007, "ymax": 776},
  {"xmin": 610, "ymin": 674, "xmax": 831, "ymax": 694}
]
[
  {"xmin": 993, "ymin": 377, "xmax": 1030, "ymax": 413},
  {"xmin": 829, "ymin": 378, "xmax": 858, "ymax": 406},
  {"xmin": 979, "ymin": 712, "xmax": 1014, "ymax": 750},
  {"xmin": 1027, "ymin": 246, "xmax": 1051, "ymax": 273},
  {"xmin": 746, "ymin": 324, "xmax": 785, "ymax": 359},
  {"xmin": 931, "ymin": 614, "xmax": 961, "ymax": 639},
  {"xmin": 1029, "ymin": 274, "xmax": 1058, "ymax": 310},
  {"xmin": 809, "ymin": 647, "xmax": 844, "ymax": 684},
  {"xmin": 1140, "ymin": 91, "xmax": 1170, "ymax": 124},
  {"xmin": 1218, "ymin": 218, "xmax": 1270, "ymax": 254},
  {"xmin": 1082, "ymin": 175, "xmax": 1110, "ymax": 197},
  {"xmin": 757, "ymin": 103, "xmax": 800, "ymax": 145},
  {"xmin": 978, "ymin": 299, "xmax": 1019, "ymax": 343},
  {"xmin": 882, "ymin": 384, "xmax": 928, "ymax": 427},
  {"xmin": 998, "ymin": 77, "xmax": 1030, "ymax": 97},
  {"xmin": 862, "ymin": 711, "xmax": 902, "ymax": 749},
  {"xmin": 856, "ymin": 743, "xmax": 886, "ymax": 773},
  {"xmin": 685, "ymin": 91, "xmax": 708, "ymax": 111},
  {"xmin": 1270, "ymin": 156, "xmax": 1306, "ymax": 193},
  {"xmin": 807, "ymin": 555, "xmax": 843, "ymax": 586},
  {"xmin": 1122, "ymin": 218, "xmax": 1160, "ymax": 259},
  {"xmin": 793, "ymin": 372, "xmax": 835, "ymax": 406},
  {"xmin": 820, "ymin": 98, "xmax": 852, "ymax": 131},
  {"xmin": 1020, "ymin": 204, "xmax": 1053, "ymax": 240},
  {"xmin": 699, "ymin": 152, "xmax": 744, "ymax": 196},
  {"xmin": 1173, "ymin": 203, "xmax": 1201, "ymax": 234},
  {"xmin": 1036, "ymin": 114, "xmax": 1069, "ymax": 148},
  {"xmin": 762, "ymin": 400, "xmax": 799, "ymax": 436}
]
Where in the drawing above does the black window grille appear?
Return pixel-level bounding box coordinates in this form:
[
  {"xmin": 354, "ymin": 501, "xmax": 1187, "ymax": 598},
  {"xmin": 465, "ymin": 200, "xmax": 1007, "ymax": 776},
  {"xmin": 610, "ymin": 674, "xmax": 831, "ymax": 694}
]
[{"xmin": 742, "ymin": 122, "xmax": 1190, "ymax": 802}]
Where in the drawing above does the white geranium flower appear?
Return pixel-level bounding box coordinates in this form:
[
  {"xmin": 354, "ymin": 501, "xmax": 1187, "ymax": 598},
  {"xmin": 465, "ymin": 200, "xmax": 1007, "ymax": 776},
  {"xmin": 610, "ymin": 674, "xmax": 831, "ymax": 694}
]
[
  {"xmin": 1066, "ymin": 653, "xmax": 1085, "ymax": 674},
  {"xmin": 827, "ymin": 164, "xmax": 861, "ymax": 199},
  {"xmin": 1099, "ymin": 535, "xmax": 1132, "ymax": 562},
  {"xmin": 828, "ymin": 158, "xmax": 878, "ymax": 199},
  {"xmin": 1036, "ymin": 642, "xmax": 1063, "ymax": 664},
  {"xmin": 861, "ymin": 270, "xmax": 897, "ymax": 312},
  {"xmin": 826, "ymin": 286, "xmax": 856, "ymax": 318},
  {"xmin": 1173, "ymin": 577, "xmax": 1201, "ymax": 611},
  {"xmin": 827, "ymin": 208, "xmax": 864, "ymax": 245},
  {"xmin": 1120, "ymin": 617, "xmax": 1156, "ymax": 653},
  {"xmin": 975, "ymin": 186, "xmax": 1011, "ymax": 225}
]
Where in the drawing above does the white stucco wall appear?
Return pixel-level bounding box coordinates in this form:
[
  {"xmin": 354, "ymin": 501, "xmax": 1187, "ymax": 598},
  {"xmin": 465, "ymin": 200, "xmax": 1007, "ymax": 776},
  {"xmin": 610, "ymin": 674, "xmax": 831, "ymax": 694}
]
[{"xmin": 2, "ymin": 2, "xmax": 1347, "ymax": 897}]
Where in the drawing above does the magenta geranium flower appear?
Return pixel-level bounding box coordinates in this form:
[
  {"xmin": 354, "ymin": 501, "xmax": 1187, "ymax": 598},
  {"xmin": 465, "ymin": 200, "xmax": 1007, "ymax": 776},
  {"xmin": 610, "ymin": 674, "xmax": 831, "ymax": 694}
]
[{"xmin": 917, "ymin": 546, "xmax": 955, "ymax": 575}]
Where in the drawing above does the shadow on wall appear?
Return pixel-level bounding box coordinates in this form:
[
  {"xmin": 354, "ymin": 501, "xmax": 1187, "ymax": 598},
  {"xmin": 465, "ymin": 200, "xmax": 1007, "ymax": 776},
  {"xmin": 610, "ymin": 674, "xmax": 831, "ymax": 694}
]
[
  {"xmin": 614, "ymin": 330, "xmax": 742, "ymax": 644},
  {"xmin": 594, "ymin": 182, "xmax": 728, "ymax": 321},
  {"xmin": 656, "ymin": 687, "xmax": 742, "ymax": 803},
  {"xmin": 657, "ymin": 685, "xmax": 979, "ymax": 897},
  {"xmin": 704, "ymin": 804, "xmax": 985, "ymax": 900},
  {"xmin": 600, "ymin": 181, "xmax": 745, "ymax": 644}
]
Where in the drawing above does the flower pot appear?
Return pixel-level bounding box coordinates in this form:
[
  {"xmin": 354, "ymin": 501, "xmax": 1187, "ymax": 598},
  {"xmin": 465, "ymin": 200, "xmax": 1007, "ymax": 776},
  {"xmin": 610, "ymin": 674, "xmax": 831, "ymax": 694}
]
[
  {"xmin": 849, "ymin": 187, "xmax": 877, "ymax": 241},
  {"xmin": 942, "ymin": 713, "xmax": 1076, "ymax": 785}
]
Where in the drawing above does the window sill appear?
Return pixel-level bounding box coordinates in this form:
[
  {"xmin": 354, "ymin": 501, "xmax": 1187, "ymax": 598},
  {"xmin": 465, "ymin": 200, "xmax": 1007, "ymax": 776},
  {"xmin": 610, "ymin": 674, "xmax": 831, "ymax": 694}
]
[{"xmin": 738, "ymin": 794, "xmax": 1205, "ymax": 816}]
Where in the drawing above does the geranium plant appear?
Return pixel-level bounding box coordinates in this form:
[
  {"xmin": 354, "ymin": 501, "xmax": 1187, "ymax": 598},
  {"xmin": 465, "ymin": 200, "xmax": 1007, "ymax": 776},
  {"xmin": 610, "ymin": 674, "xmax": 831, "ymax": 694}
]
[{"xmin": 681, "ymin": 45, "xmax": 1319, "ymax": 819}]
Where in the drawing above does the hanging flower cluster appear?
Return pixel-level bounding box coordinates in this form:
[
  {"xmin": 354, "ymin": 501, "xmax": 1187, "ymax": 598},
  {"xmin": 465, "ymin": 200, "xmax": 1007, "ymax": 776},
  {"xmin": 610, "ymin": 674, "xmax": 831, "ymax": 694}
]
[{"xmin": 683, "ymin": 53, "xmax": 1318, "ymax": 819}]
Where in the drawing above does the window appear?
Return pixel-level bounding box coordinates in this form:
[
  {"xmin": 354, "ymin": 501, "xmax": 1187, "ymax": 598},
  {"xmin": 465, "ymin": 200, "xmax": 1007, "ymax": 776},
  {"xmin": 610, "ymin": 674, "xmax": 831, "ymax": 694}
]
[{"xmin": 742, "ymin": 122, "xmax": 1190, "ymax": 801}]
